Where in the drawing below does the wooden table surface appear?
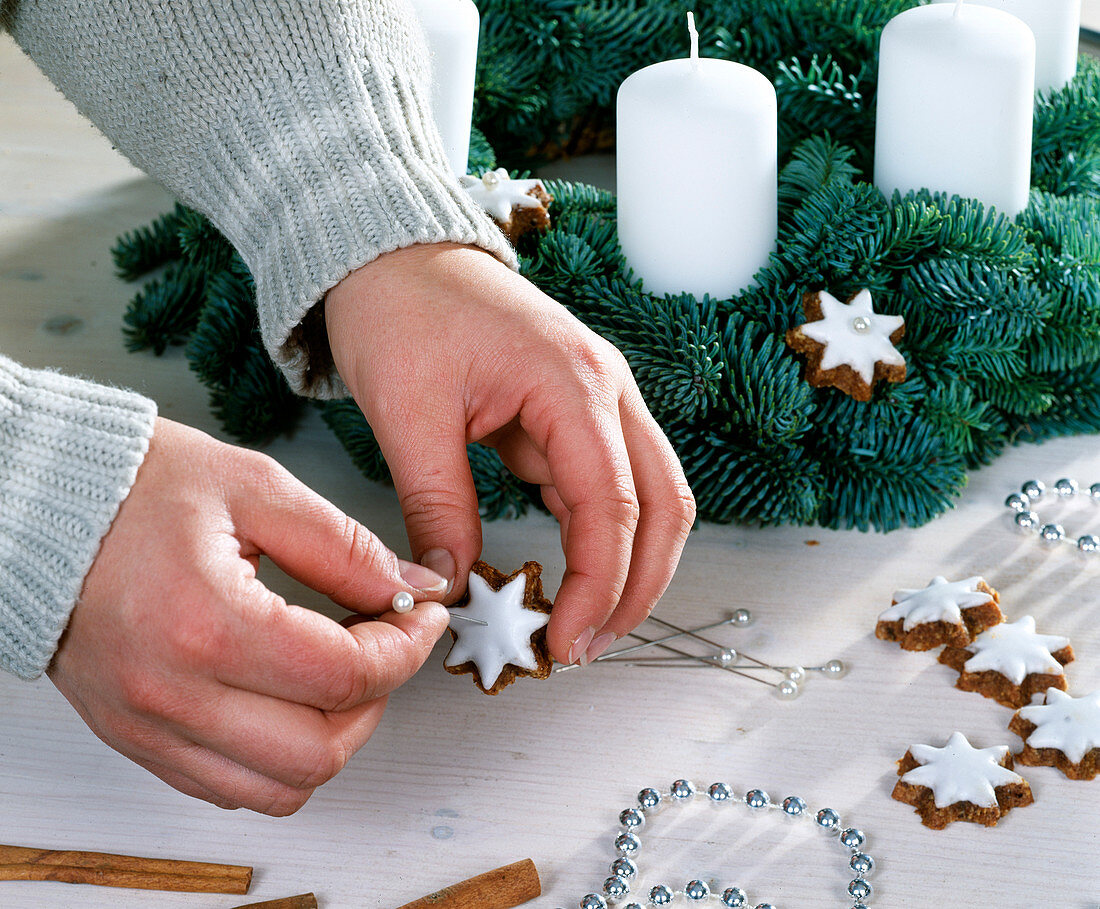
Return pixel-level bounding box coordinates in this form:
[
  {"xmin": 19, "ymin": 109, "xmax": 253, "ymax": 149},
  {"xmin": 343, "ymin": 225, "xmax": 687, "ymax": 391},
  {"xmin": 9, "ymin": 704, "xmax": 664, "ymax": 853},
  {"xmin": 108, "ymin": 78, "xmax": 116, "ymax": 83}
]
[{"xmin": 3, "ymin": 32, "xmax": 1100, "ymax": 909}]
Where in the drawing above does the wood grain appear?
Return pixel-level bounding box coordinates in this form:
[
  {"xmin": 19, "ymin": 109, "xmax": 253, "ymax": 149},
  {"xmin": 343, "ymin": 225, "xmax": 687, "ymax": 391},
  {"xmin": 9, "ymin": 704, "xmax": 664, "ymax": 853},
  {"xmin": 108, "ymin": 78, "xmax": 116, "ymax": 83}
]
[{"xmin": 3, "ymin": 31, "xmax": 1100, "ymax": 909}]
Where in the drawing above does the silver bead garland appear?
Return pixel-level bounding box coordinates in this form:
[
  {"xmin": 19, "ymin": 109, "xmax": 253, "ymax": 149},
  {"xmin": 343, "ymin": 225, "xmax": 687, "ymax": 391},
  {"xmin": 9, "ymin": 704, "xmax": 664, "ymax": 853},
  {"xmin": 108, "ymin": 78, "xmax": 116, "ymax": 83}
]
[
  {"xmin": 559, "ymin": 779, "xmax": 875, "ymax": 909},
  {"xmin": 1005, "ymin": 478, "xmax": 1100, "ymax": 552}
]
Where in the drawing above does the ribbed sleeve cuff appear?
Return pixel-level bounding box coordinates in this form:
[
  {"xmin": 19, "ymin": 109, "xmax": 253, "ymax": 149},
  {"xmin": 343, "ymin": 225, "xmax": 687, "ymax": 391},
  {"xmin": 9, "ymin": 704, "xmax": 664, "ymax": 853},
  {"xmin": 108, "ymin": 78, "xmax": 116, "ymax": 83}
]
[
  {"xmin": 0, "ymin": 358, "xmax": 157, "ymax": 679},
  {"xmin": 215, "ymin": 66, "xmax": 518, "ymax": 398},
  {"xmin": 7, "ymin": 0, "xmax": 518, "ymax": 400}
]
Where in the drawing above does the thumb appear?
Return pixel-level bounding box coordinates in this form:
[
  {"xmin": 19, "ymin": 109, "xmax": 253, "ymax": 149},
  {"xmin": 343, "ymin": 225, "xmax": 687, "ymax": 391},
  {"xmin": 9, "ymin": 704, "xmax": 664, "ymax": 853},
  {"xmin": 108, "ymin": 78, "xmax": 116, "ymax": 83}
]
[
  {"xmin": 230, "ymin": 454, "xmax": 449, "ymax": 612},
  {"xmin": 371, "ymin": 410, "xmax": 482, "ymax": 602},
  {"xmin": 340, "ymin": 601, "xmax": 451, "ymax": 698}
]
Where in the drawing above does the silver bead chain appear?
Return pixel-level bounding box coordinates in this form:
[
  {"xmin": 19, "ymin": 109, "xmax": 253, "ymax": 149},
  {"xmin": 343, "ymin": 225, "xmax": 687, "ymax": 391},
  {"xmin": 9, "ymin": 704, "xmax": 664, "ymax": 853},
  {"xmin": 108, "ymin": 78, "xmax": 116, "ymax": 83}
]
[
  {"xmin": 1005, "ymin": 479, "xmax": 1100, "ymax": 553},
  {"xmin": 562, "ymin": 780, "xmax": 875, "ymax": 909}
]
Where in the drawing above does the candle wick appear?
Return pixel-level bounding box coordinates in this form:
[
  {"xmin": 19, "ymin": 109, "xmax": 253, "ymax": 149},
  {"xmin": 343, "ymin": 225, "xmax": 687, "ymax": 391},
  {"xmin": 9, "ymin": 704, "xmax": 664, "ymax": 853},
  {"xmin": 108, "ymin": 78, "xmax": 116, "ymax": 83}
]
[
  {"xmin": 687, "ymin": 11, "xmax": 699, "ymax": 63},
  {"xmin": 953, "ymin": 0, "xmax": 964, "ymax": 17}
]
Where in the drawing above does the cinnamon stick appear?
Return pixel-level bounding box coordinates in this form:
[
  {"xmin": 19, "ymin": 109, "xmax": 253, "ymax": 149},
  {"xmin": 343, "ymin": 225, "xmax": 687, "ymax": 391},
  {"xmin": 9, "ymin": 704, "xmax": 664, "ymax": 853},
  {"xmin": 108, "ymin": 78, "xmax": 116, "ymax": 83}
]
[
  {"xmin": 231, "ymin": 895, "xmax": 318, "ymax": 909},
  {"xmin": 0, "ymin": 844, "xmax": 252, "ymax": 894},
  {"xmin": 396, "ymin": 858, "xmax": 540, "ymax": 909}
]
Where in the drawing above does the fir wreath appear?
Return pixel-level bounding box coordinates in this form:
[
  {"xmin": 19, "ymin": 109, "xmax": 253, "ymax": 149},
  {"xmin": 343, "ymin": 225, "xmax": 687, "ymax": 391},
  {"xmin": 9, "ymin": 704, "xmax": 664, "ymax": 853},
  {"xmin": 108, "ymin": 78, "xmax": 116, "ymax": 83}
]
[{"xmin": 113, "ymin": 1, "xmax": 1100, "ymax": 531}]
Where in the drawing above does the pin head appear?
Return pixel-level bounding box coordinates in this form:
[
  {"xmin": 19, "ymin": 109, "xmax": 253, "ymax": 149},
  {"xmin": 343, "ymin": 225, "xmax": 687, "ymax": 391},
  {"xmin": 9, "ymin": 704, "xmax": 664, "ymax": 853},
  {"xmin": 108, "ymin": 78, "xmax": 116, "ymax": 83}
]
[{"xmin": 392, "ymin": 591, "xmax": 415, "ymax": 613}]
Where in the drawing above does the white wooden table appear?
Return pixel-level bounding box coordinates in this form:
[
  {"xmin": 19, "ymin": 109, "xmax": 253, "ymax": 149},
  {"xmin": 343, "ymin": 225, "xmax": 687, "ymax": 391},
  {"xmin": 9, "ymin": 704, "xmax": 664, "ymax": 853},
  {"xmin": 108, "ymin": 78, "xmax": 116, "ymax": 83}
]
[{"xmin": 3, "ymin": 34, "xmax": 1100, "ymax": 909}]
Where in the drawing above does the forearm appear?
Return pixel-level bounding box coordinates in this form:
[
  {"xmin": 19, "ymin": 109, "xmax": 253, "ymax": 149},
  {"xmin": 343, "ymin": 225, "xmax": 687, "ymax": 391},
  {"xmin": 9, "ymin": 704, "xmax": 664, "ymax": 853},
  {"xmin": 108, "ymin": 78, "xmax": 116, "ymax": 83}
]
[
  {"xmin": 4, "ymin": 0, "xmax": 514, "ymax": 397},
  {"xmin": 0, "ymin": 356, "xmax": 156, "ymax": 679}
]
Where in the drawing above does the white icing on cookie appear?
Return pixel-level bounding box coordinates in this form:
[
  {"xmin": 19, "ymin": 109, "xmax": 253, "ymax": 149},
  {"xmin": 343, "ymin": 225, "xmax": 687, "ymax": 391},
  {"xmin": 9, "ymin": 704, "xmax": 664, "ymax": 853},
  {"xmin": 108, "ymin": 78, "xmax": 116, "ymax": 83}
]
[
  {"xmin": 902, "ymin": 731, "xmax": 1024, "ymax": 809},
  {"xmin": 880, "ymin": 575, "xmax": 994, "ymax": 631},
  {"xmin": 798, "ymin": 289, "xmax": 905, "ymax": 382},
  {"xmin": 962, "ymin": 616, "xmax": 1070, "ymax": 686},
  {"xmin": 1017, "ymin": 688, "xmax": 1100, "ymax": 764},
  {"xmin": 444, "ymin": 570, "xmax": 550, "ymax": 689},
  {"xmin": 460, "ymin": 168, "xmax": 545, "ymax": 221}
]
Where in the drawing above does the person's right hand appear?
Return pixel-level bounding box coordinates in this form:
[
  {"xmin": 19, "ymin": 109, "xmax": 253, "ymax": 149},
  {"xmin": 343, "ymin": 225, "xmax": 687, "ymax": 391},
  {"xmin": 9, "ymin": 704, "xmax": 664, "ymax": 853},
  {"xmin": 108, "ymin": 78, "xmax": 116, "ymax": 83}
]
[{"xmin": 48, "ymin": 417, "xmax": 449, "ymax": 815}]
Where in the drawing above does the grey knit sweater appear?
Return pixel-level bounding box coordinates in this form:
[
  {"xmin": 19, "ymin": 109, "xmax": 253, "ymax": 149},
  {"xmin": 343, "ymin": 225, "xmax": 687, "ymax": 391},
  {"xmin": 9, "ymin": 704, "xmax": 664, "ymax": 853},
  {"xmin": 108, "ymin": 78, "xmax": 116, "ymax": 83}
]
[{"xmin": 1, "ymin": 0, "xmax": 513, "ymax": 679}]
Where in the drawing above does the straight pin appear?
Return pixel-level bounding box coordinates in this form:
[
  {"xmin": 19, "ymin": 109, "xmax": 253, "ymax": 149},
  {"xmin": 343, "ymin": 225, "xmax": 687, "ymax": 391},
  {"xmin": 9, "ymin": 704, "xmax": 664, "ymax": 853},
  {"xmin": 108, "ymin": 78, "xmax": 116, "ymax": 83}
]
[
  {"xmin": 553, "ymin": 616, "xmax": 740, "ymax": 673},
  {"xmin": 446, "ymin": 610, "xmax": 489, "ymax": 627},
  {"xmin": 646, "ymin": 614, "xmax": 778, "ymax": 674},
  {"xmin": 622, "ymin": 662, "xmax": 779, "ymax": 687}
]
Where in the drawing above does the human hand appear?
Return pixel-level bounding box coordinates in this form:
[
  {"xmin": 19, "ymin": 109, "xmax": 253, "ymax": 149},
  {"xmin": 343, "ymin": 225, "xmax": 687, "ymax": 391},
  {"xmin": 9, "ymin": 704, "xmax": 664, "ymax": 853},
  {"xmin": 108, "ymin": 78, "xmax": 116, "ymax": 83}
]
[
  {"xmin": 325, "ymin": 243, "xmax": 695, "ymax": 667},
  {"xmin": 48, "ymin": 417, "xmax": 449, "ymax": 815}
]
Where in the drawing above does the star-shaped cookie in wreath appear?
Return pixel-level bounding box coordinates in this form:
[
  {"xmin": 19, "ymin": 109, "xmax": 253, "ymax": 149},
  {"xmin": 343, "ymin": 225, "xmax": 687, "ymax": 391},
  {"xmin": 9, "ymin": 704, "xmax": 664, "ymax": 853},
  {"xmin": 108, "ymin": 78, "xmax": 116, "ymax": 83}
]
[
  {"xmin": 785, "ymin": 289, "xmax": 906, "ymax": 401},
  {"xmin": 444, "ymin": 560, "xmax": 554, "ymax": 695},
  {"xmin": 460, "ymin": 169, "xmax": 553, "ymax": 244}
]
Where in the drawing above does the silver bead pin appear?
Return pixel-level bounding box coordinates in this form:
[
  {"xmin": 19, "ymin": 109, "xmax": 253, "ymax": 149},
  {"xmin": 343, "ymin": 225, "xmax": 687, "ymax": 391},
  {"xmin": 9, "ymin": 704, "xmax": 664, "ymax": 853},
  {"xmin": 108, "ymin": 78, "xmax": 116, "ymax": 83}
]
[{"xmin": 553, "ymin": 615, "xmax": 745, "ymax": 673}]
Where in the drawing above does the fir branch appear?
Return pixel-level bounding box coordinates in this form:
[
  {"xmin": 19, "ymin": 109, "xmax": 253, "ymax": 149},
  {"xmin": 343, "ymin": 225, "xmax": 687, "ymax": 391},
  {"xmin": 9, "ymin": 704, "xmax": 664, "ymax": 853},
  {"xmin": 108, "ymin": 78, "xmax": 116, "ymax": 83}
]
[
  {"xmin": 205, "ymin": 354, "xmax": 302, "ymax": 445},
  {"xmin": 914, "ymin": 382, "xmax": 999, "ymax": 457},
  {"xmin": 897, "ymin": 258, "xmax": 1051, "ymax": 354},
  {"xmin": 778, "ymin": 179, "xmax": 888, "ymax": 284},
  {"xmin": 468, "ymin": 126, "xmax": 497, "ymax": 173},
  {"xmin": 976, "ymin": 372, "xmax": 1055, "ymax": 419},
  {"xmin": 185, "ymin": 266, "xmax": 258, "ymax": 387},
  {"xmin": 319, "ymin": 400, "xmax": 392, "ymax": 483},
  {"xmin": 112, "ymin": 203, "xmax": 186, "ymax": 281},
  {"xmin": 542, "ymin": 178, "xmax": 615, "ymax": 215},
  {"xmin": 468, "ymin": 444, "xmax": 538, "ymax": 520},
  {"xmin": 1009, "ymin": 365, "xmax": 1100, "ymax": 443},
  {"xmin": 775, "ymin": 54, "xmax": 867, "ymax": 157},
  {"xmin": 722, "ymin": 313, "xmax": 815, "ymax": 446},
  {"xmin": 777, "ymin": 135, "xmax": 859, "ymax": 216},
  {"xmin": 121, "ymin": 262, "xmax": 206, "ymax": 354},
  {"xmin": 176, "ymin": 208, "xmax": 237, "ymax": 273},
  {"xmin": 574, "ymin": 278, "xmax": 726, "ymax": 423},
  {"xmin": 1026, "ymin": 293, "xmax": 1100, "ymax": 374},
  {"xmin": 674, "ymin": 429, "xmax": 824, "ymax": 526},
  {"xmin": 815, "ymin": 420, "xmax": 968, "ymax": 532},
  {"xmin": 1033, "ymin": 57, "xmax": 1100, "ymax": 158}
]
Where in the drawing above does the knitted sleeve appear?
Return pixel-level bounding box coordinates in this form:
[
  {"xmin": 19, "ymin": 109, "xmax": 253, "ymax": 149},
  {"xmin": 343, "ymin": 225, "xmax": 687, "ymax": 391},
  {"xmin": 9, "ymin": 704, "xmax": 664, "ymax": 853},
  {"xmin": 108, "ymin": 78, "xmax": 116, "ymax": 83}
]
[
  {"xmin": 0, "ymin": 357, "xmax": 157, "ymax": 679},
  {"xmin": 3, "ymin": 0, "xmax": 516, "ymax": 397}
]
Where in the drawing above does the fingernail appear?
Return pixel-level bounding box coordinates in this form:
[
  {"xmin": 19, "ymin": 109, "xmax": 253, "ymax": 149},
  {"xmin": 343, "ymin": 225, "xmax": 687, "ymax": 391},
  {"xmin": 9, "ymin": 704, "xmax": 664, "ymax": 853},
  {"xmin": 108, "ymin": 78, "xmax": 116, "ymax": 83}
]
[
  {"xmin": 568, "ymin": 626, "xmax": 596, "ymax": 666},
  {"xmin": 419, "ymin": 549, "xmax": 456, "ymax": 595},
  {"xmin": 585, "ymin": 632, "xmax": 618, "ymax": 665},
  {"xmin": 398, "ymin": 559, "xmax": 448, "ymax": 594}
]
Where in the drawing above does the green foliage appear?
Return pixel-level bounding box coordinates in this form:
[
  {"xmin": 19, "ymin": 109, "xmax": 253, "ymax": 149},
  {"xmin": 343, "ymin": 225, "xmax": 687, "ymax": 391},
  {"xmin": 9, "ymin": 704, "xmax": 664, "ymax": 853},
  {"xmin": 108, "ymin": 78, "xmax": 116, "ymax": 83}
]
[
  {"xmin": 467, "ymin": 126, "xmax": 497, "ymax": 173},
  {"xmin": 114, "ymin": 5, "xmax": 1100, "ymax": 532},
  {"xmin": 112, "ymin": 203, "xmax": 186, "ymax": 281},
  {"xmin": 121, "ymin": 263, "xmax": 206, "ymax": 354},
  {"xmin": 478, "ymin": 0, "xmax": 919, "ymax": 167},
  {"xmin": 467, "ymin": 444, "xmax": 539, "ymax": 520},
  {"xmin": 319, "ymin": 400, "xmax": 392, "ymax": 483}
]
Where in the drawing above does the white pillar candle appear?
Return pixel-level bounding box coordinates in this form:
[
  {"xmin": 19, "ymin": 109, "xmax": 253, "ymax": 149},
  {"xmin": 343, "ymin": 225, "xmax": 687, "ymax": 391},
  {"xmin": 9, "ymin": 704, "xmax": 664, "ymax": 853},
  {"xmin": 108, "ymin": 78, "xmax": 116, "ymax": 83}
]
[
  {"xmin": 932, "ymin": 0, "xmax": 1082, "ymax": 92},
  {"xmin": 616, "ymin": 14, "xmax": 777, "ymax": 300},
  {"xmin": 409, "ymin": 0, "xmax": 480, "ymax": 177},
  {"xmin": 874, "ymin": 1, "xmax": 1036, "ymax": 219}
]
